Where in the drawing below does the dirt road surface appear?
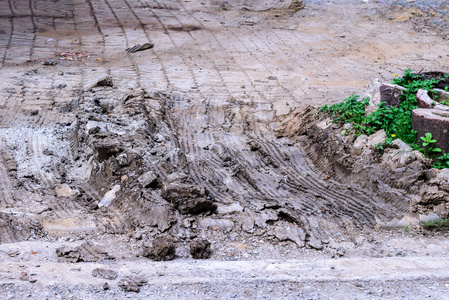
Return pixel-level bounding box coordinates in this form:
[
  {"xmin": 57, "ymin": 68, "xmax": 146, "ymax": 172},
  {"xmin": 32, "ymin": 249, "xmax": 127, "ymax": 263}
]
[{"xmin": 1, "ymin": 0, "xmax": 449, "ymax": 298}]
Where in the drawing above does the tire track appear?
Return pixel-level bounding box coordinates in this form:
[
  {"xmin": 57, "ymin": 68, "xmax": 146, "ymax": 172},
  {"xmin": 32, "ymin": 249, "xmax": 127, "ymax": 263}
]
[
  {"xmin": 120, "ymin": 0, "xmax": 172, "ymax": 89},
  {"xmin": 172, "ymin": 0, "xmax": 260, "ymax": 98},
  {"xmin": 99, "ymin": 0, "xmax": 143, "ymax": 89},
  {"xmin": 0, "ymin": 0, "xmax": 13, "ymax": 70},
  {"xmin": 0, "ymin": 148, "xmax": 15, "ymax": 208}
]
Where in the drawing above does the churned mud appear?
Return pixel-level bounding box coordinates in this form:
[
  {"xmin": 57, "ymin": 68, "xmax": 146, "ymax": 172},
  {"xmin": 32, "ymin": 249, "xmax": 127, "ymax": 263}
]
[{"xmin": 1, "ymin": 0, "xmax": 449, "ymax": 298}]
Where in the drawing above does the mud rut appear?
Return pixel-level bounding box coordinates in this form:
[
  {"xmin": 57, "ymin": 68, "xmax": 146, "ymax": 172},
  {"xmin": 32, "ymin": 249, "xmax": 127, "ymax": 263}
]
[{"xmin": 1, "ymin": 0, "xmax": 449, "ymax": 296}]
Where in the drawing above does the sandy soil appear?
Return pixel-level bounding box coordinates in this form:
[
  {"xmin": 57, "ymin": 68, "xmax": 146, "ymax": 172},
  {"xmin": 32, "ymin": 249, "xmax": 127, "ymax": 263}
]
[{"xmin": 1, "ymin": 0, "xmax": 449, "ymax": 298}]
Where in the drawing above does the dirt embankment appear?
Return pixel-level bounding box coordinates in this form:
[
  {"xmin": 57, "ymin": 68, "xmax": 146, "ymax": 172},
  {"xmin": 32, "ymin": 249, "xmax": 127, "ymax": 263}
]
[{"xmin": 276, "ymin": 104, "xmax": 449, "ymax": 227}]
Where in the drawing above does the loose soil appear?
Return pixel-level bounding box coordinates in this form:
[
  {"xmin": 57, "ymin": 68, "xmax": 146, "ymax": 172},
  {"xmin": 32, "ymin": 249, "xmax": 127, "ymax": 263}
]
[{"xmin": 1, "ymin": 0, "xmax": 449, "ymax": 298}]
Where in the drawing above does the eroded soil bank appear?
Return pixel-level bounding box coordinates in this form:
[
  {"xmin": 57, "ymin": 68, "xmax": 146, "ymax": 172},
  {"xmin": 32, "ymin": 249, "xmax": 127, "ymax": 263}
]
[{"xmin": 1, "ymin": 0, "xmax": 449, "ymax": 298}]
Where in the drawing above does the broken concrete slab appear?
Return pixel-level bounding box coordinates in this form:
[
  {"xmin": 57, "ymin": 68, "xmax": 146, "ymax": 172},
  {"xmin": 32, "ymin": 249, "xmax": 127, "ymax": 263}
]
[
  {"xmin": 365, "ymin": 79, "xmax": 406, "ymax": 114},
  {"xmin": 412, "ymin": 108, "xmax": 449, "ymax": 152}
]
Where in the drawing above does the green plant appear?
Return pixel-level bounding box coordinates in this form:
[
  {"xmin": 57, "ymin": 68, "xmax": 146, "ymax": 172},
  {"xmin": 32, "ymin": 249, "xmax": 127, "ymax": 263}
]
[
  {"xmin": 319, "ymin": 69, "xmax": 447, "ymax": 165},
  {"xmin": 319, "ymin": 95, "xmax": 369, "ymax": 125},
  {"xmin": 432, "ymin": 153, "xmax": 449, "ymax": 169},
  {"xmin": 374, "ymin": 137, "xmax": 394, "ymax": 152},
  {"xmin": 420, "ymin": 132, "xmax": 441, "ymax": 156},
  {"xmin": 422, "ymin": 217, "xmax": 449, "ymax": 229},
  {"xmin": 441, "ymin": 100, "xmax": 449, "ymax": 105},
  {"xmin": 402, "ymin": 225, "xmax": 417, "ymax": 237}
]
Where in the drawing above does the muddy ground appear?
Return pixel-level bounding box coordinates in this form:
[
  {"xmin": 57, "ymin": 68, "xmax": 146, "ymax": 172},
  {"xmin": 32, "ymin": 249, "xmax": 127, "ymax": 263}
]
[{"xmin": 1, "ymin": 0, "xmax": 449, "ymax": 298}]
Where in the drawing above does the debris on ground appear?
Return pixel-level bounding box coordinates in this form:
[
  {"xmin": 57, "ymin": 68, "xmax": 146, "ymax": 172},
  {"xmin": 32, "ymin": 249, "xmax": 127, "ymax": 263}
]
[
  {"xmin": 118, "ymin": 276, "xmax": 147, "ymax": 293},
  {"xmin": 190, "ymin": 239, "xmax": 212, "ymax": 259},
  {"xmin": 142, "ymin": 237, "xmax": 176, "ymax": 261},
  {"xmin": 56, "ymin": 242, "xmax": 115, "ymax": 262},
  {"xmin": 126, "ymin": 43, "xmax": 154, "ymax": 53},
  {"xmin": 92, "ymin": 268, "xmax": 118, "ymax": 280}
]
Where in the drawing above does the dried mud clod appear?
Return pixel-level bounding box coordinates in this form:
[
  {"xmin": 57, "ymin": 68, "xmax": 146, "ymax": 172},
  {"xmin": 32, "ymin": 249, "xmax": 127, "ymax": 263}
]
[
  {"xmin": 56, "ymin": 242, "xmax": 115, "ymax": 263},
  {"xmin": 118, "ymin": 276, "xmax": 147, "ymax": 293},
  {"xmin": 142, "ymin": 236, "xmax": 176, "ymax": 261},
  {"xmin": 92, "ymin": 268, "xmax": 118, "ymax": 280},
  {"xmin": 190, "ymin": 239, "xmax": 212, "ymax": 259},
  {"xmin": 161, "ymin": 182, "xmax": 216, "ymax": 215}
]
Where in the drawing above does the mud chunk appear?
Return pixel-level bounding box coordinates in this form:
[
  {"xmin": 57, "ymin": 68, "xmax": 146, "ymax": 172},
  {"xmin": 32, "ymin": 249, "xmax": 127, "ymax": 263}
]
[
  {"xmin": 56, "ymin": 242, "xmax": 114, "ymax": 262},
  {"xmin": 190, "ymin": 239, "xmax": 212, "ymax": 259},
  {"xmin": 381, "ymin": 148, "xmax": 416, "ymax": 169},
  {"xmin": 138, "ymin": 171, "xmax": 158, "ymax": 188},
  {"xmin": 271, "ymin": 223, "xmax": 305, "ymax": 247},
  {"xmin": 87, "ymin": 75, "xmax": 113, "ymax": 89},
  {"xmin": 161, "ymin": 182, "xmax": 216, "ymax": 214},
  {"xmin": 118, "ymin": 276, "xmax": 147, "ymax": 293},
  {"xmin": 92, "ymin": 268, "xmax": 118, "ymax": 280},
  {"xmin": 216, "ymin": 202, "xmax": 243, "ymax": 215},
  {"xmin": 116, "ymin": 152, "xmax": 129, "ymax": 166},
  {"xmin": 55, "ymin": 246, "xmax": 82, "ymax": 263},
  {"xmin": 142, "ymin": 236, "xmax": 176, "ymax": 261},
  {"xmin": 55, "ymin": 184, "xmax": 79, "ymax": 199},
  {"xmin": 352, "ymin": 135, "xmax": 368, "ymax": 156}
]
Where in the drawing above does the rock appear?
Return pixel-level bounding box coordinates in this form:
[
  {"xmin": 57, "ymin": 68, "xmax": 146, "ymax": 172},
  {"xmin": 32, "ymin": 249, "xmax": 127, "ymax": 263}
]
[
  {"xmin": 390, "ymin": 138, "xmax": 413, "ymax": 151},
  {"xmin": 190, "ymin": 239, "xmax": 212, "ymax": 259},
  {"xmin": 92, "ymin": 268, "xmax": 118, "ymax": 280},
  {"xmin": 142, "ymin": 236, "xmax": 176, "ymax": 261},
  {"xmin": 364, "ymin": 79, "xmax": 406, "ymax": 114},
  {"xmin": 366, "ymin": 130, "xmax": 387, "ymax": 148},
  {"xmin": 199, "ymin": 218, "xmax": 234, "ymax": 231},
  {"xmin": 98, "ymin": 185, "xmax": 120, "ymax": 207},
  {"xmin": 138, "ymin": 171, "xmax": 158, "ymax": 188},
  {"xmin": 335, "ymin": 247, "xmax": 346, "ymax": 257},
  {"xmin": 316, "ymin": 119, "xmax": 332, "ymax": 130},
  {"xmin": 103, "ymin": 283, "xmax": 109, "ymax": 290},
  {"xmin": 396, "ymin": 215, "xmax": 420, "ymax": 227},
  {"xmin": 306, "ymin": 236, "xmax": 323, "ymax": 250},
  {"xmin": 161, "ymin": 182, "xmax": 216, "ymax": 214},
  {"xmin": 419, "ymin": 213, "xmax": 441, "ymax": 223},
  {"xmin": 55, "ymin": 184, "xmax": 79, "ymax": 199},
  {"xmin": 216, "ymin": 202, "xmax": 244, "ymax": 215},
  {"xmin": 352, "ymin": 134, "xmax": 368, "ymax": 155},
  {"xmin": 116, "ymin": 153, "xmax": 129, "ymax": 166},
  {"xmin": 416, "ymin": 89, "xmax": 448, "ymax": 110},
  {"xmin": 412, "ymin": 108, "xmax": 449, "ymax": 152},
  {"xmin": 118, "ymin": 276, "xmax": 147, "ymax": 293},
  {"xmin": 272, "ymin": 223, "xmax": 306, "ymax": 247}
]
